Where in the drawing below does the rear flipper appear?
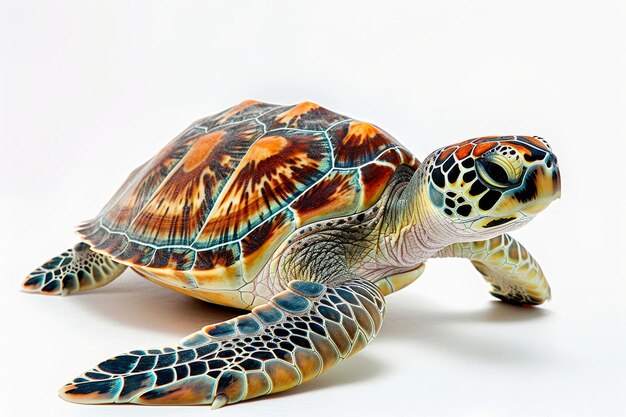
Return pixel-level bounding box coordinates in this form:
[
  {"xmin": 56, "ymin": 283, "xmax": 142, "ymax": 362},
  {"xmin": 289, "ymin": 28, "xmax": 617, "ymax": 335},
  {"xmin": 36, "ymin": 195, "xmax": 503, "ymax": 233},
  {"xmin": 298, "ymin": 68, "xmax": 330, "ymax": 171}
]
[
  {"xmin": 59, "ymin": 279, "xmax": 385, "ymax": 408},
  {"xmin": 22, "ymin": 242, "xmax": 126, "ymax": 295}
]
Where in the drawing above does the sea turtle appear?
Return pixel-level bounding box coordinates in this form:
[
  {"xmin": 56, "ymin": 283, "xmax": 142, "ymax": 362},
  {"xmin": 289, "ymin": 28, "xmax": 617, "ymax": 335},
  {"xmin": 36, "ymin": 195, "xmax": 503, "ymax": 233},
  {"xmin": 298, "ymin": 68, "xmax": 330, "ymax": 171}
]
[{"xmin": 22, "ymin": 101, "xmax": 561, "ymax": 408}]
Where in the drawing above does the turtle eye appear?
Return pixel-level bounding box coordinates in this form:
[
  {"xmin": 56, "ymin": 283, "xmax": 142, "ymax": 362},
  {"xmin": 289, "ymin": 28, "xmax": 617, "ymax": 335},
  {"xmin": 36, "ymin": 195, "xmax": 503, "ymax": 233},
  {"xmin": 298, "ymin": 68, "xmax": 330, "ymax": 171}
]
[{"xmin": 476, "ymin": 157, "xmax": 518, "ymax": 188}]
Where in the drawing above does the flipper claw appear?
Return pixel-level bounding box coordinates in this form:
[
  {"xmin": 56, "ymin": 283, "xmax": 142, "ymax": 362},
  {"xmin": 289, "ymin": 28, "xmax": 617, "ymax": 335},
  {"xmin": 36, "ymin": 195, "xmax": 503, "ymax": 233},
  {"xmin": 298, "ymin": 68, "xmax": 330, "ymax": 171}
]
[{"xmin": 211, "ymin": 394, "xmax": 229, "ymax": 410}]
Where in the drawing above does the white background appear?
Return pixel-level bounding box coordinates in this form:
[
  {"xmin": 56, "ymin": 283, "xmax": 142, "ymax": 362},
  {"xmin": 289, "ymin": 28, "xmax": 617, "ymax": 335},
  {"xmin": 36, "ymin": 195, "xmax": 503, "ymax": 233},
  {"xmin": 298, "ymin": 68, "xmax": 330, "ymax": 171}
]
[{"xmin": 1, "ymin": 1, "xmax": 625, "ymax": 416}]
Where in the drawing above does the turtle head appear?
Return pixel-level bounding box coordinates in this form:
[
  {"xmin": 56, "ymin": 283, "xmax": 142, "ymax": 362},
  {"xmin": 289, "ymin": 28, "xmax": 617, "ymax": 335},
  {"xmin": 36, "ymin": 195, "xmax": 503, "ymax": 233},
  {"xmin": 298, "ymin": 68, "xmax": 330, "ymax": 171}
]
[{"xmin": 423, "ymin": 136, "xmax": 561, "ymax": 239}]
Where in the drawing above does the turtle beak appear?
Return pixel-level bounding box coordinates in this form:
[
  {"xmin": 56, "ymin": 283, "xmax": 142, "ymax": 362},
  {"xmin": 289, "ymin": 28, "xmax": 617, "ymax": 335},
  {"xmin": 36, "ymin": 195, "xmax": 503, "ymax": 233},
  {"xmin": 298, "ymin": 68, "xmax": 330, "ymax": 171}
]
[{"xmin": 519, "ymin": 155, "xmax": 561, "ymax": 216}]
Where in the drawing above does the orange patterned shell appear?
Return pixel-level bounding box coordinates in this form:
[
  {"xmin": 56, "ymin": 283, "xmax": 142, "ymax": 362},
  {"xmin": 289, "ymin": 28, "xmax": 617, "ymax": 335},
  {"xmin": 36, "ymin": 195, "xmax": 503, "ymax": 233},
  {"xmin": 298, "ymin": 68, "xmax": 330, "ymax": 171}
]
[{"xmin": 78, "ymin": 101, "xmax": 419, "ymax": 280}]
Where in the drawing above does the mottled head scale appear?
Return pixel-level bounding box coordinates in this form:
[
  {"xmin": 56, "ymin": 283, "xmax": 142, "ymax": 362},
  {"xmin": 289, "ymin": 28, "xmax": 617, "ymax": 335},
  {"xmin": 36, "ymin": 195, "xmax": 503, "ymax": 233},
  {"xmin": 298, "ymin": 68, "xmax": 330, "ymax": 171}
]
[{"xmin": 424, "ymin": 135, "xmax": 561, "ymax": 236}]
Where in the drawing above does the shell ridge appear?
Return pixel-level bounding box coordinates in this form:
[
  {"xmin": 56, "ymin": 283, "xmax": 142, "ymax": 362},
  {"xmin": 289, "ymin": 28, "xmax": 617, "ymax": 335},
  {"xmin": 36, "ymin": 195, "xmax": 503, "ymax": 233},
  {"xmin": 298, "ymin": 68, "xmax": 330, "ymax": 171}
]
[
  {"xmin": 190, "ymin": 151, "xmax": 333, "ymax": 251},
  {"xmin": 125, "ymin": 118, "xmax": 274, "ymax": 246},
  {"xmin": 185, "ymin": 106, "xmax": 289, "ymax": 247},
  {"xmin": 190, "ymin": 128, "xmax": 333, "ymax": 249},
  {"xmin": 333, "ymin": 145, "xmax": 404, "ymax": 171},
  {"xmin": 122, "ymin": 143, "xmax": 197, "ymax": 233},
  {"xmin": 103, "ymin": 106, "xmax": 281, "ymax": 238}
]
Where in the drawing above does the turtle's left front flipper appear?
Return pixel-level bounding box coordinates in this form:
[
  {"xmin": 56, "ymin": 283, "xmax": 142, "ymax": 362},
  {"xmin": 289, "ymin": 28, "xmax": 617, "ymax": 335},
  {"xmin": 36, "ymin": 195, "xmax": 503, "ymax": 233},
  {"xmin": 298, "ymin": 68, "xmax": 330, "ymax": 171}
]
[
  {"xmin": 437, "ymin": 234, "xmax": 551, "ymax": 306},
  {"xmin": 21, "ymin": 242, "xmax": 126, "ymax": 295},
  {"xmin": 59, "ymin": 279, "xmax": 385, "ymax": 407}
]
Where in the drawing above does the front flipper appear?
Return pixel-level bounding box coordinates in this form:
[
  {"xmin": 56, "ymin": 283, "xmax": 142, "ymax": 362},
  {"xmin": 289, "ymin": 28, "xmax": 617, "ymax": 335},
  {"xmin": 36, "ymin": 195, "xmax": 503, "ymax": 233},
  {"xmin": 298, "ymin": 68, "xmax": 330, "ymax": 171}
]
[
  {"xmin": 437, "ymin": 234, "xmax": 551, "ymax": 305},
  {"xmin": 60, "ymin": 279, "xmax": 385, "ymax": 407},
  {"xmin": 22, "ymin": 242, "xmax": 126, "ymax": 295}
]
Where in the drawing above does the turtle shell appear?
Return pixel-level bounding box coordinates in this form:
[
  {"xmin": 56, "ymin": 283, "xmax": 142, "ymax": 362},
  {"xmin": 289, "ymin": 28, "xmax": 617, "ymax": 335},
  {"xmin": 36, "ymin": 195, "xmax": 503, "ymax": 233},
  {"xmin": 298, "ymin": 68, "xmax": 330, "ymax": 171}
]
[{"xmin": 78, "ymin": 101, "xmax": 419, "ymax": 307}]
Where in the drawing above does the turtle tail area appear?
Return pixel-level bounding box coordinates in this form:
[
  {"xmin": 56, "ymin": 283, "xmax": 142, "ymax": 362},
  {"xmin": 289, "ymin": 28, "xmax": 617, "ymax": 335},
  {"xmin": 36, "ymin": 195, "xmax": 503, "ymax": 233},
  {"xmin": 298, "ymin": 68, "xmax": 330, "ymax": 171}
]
[
  {"xmin": 60, "ymin": 279, "xmax": 385, "ymax": 408},
  {"xmin": 21, "ymin": 242, "xmax": 126, "ymax": 295}
]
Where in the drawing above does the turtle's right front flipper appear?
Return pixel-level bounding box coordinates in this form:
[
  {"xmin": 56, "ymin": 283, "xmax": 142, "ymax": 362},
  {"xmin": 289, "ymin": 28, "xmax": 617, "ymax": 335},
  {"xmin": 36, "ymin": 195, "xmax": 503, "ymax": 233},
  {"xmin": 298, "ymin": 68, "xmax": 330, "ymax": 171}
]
[
  {"xmin": 436, "ymin": 234, "xmax": 551, "ymax": 305},
  {"xmin": 22, "ymin": 242, "xmax": 126, "ymax": 295},
  {"xmin": 59, "ymin": 279, "xmax": 385, "ymax": 408}
]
